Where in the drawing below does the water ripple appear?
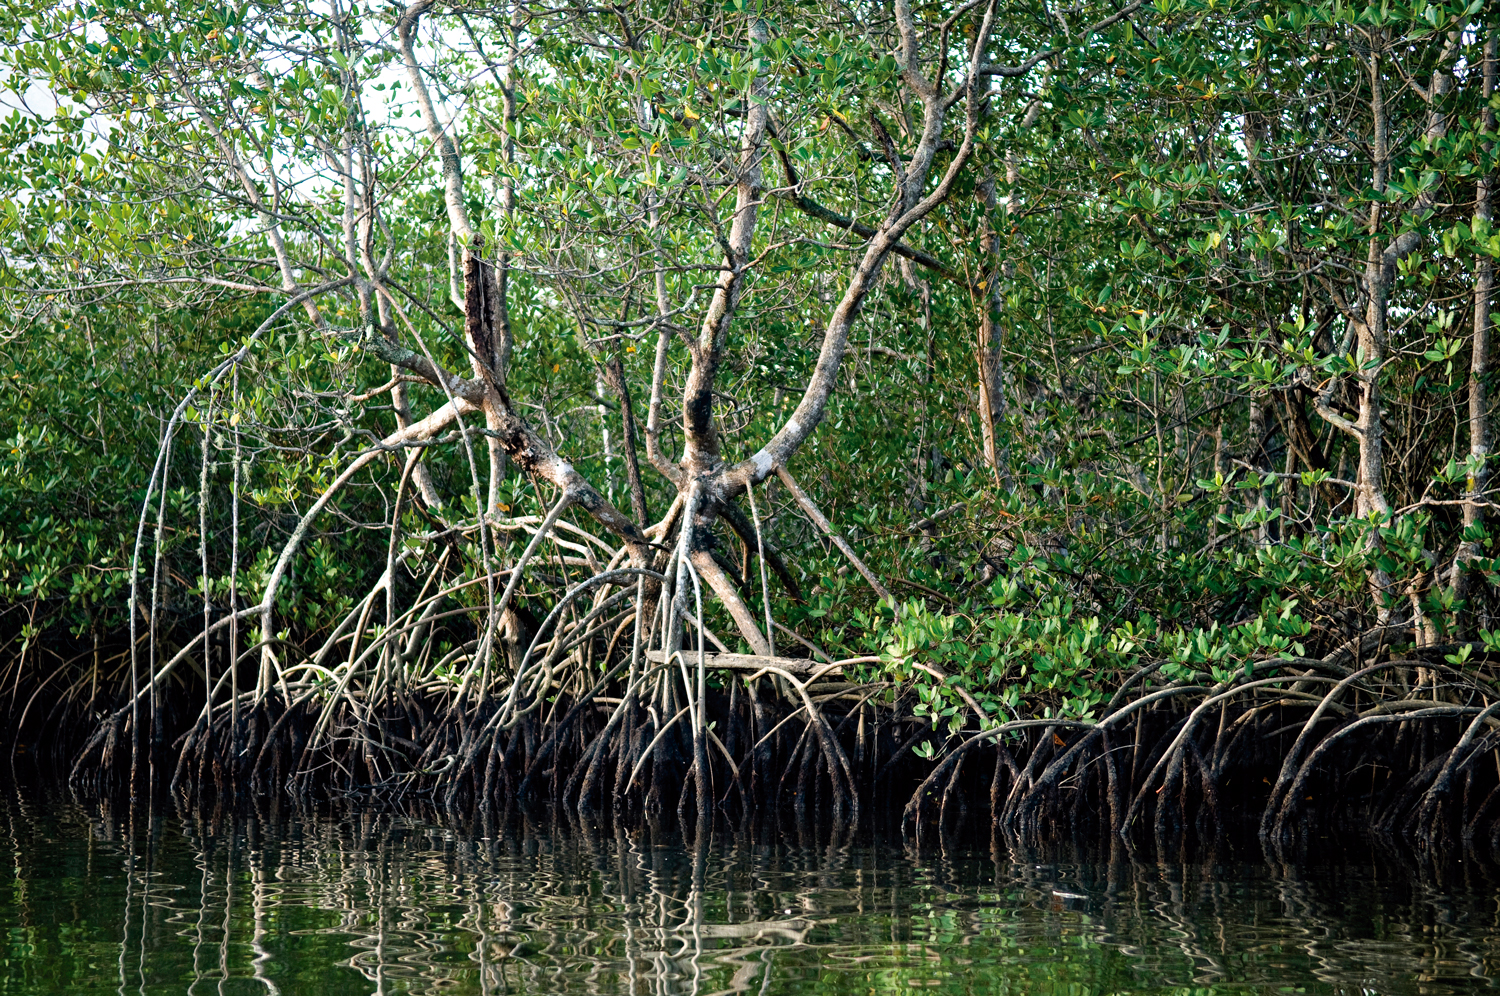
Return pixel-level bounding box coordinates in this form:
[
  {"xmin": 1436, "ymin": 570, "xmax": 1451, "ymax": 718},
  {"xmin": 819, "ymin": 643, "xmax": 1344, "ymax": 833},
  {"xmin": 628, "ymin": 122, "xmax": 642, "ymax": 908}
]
[{"xmin": 1, "ymin": 796, "xmax": 1499, "ymax": 994}]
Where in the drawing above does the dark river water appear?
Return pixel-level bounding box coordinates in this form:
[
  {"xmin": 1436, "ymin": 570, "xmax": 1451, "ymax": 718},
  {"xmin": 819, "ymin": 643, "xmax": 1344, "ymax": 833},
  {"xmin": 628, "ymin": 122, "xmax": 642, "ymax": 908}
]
[{"xmin": 0, "ymin": 790, "xmax": 1497, "ymax": 994}]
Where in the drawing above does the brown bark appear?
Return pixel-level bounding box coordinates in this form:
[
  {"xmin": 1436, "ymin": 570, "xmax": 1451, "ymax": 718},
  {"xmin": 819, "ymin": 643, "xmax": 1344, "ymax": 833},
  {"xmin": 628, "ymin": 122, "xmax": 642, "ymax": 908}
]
[
  {"xmin": 396, "ymin": 1, "xmax": 646, "ymax": 563},
  {"xmin": 679, "ymin": 17, "xmax": 769, "ymax": 473},
  {"xmin": 1356, "ymin": 38, "xmax": 1393, "ymax": 521},
  {"xmin": 603, "ymin": 354, "xmax": 650, "ymax": 527},
  {"xmin": 1453, "ymin": 27, "xmax": 1497, "ymax": 618},
  {"xmin": 976, "ymin": 174, "xmax": 1014, "ymax": 490}
]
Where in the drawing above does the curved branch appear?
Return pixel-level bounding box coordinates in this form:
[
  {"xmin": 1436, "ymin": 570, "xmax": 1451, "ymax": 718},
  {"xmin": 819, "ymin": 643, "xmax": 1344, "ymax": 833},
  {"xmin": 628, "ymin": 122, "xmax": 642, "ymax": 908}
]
[
  {"xmin": 725, "ymin": 4, "xmax": 997, "ymax": 490},
  {"xmin": 258, "ymin": 398, "xmax": 480, "ymax": 659},
  {"xmin": 679, "ymin": 16, "xmax": 769, "ymax": 470}
]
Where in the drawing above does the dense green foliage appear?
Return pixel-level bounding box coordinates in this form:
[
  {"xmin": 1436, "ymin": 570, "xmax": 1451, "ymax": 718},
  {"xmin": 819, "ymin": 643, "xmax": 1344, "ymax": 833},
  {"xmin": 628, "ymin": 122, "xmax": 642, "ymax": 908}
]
[{"xmin": 2, "ymin": 0, "xmax": 1498, "ymax": 753}]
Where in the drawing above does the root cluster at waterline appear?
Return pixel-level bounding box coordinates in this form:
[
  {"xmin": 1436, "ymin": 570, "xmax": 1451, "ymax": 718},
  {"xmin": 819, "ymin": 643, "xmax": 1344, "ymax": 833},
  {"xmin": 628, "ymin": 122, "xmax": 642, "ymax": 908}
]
[{"xmin": 57, "ymin": 567, "xmax": 1500, "ymax": 848}]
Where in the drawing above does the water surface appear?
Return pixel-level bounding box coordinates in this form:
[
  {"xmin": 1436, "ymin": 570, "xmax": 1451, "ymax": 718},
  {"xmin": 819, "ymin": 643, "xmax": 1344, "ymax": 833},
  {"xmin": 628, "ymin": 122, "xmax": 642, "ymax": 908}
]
[{"xmin": 0, "ymin": 792, "xmax": 1495, "ymax": 994}]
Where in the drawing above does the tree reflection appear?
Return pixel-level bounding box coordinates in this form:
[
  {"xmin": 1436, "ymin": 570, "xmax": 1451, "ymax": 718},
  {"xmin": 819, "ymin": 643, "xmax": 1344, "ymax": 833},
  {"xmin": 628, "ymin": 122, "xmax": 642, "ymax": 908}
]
[{"xmin": 0, "ymin": 795, "xmax": 1493, "ymax": 995}]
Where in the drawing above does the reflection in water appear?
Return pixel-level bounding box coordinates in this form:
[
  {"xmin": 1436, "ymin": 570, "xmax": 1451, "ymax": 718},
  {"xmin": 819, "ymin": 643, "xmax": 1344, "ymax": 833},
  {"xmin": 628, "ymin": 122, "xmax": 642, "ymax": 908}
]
[{"xmin": 0, "ymin": 792, "xmax": 1498, "ymax": 994}]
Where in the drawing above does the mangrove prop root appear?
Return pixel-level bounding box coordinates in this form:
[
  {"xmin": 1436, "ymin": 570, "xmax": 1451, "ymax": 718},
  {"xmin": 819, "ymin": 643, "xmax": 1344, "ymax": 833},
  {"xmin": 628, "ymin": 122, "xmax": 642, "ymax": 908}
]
[{"xmin": 39, "ymin": 588, "xmax": 1500, "ymax": 851}]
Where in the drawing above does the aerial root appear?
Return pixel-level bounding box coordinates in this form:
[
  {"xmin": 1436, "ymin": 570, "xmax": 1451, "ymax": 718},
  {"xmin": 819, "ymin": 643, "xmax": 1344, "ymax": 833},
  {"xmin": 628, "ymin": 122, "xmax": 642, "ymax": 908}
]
[
  {"xmin": 890, "ymin": 653, "xmax": 1500, "ymax": 848},
  {"xmin": 54, "ymin": 592, "xmax": 1500, "ymax": 850}
]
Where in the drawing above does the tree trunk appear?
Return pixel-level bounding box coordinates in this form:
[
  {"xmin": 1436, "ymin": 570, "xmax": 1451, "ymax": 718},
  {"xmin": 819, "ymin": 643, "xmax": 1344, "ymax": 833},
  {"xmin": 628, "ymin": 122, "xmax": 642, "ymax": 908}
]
[
  {"xmin": 1453, "ymin": 26, "xmax": 1497, "ymax": 625},
  {"xmin": 976, "ymin": 173, "xmax": 1014, "ymax": 491},
  {"xmin": 1357, "ymin": 40, "xmax": 1392, "ymax": 522}
]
